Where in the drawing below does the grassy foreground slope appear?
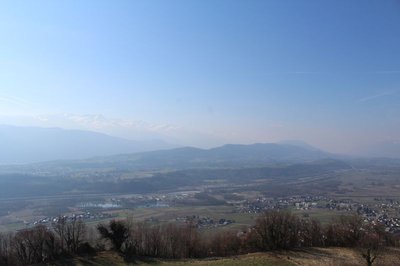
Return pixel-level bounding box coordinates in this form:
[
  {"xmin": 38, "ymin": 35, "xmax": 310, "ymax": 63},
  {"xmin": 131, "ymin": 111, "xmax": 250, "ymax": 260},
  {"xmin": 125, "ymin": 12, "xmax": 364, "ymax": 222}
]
[
  {"xmin": 39, "ymin": 252, "xmax": 293, "ymax": 266},
  {"xmin": 41, "ymin": 248, "xmax": 400, "ymax": 266}
]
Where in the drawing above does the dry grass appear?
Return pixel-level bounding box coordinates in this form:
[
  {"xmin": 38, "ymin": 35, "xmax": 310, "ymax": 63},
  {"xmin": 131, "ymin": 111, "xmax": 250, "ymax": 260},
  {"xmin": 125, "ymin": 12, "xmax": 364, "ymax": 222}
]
[
  {"xmin": 274, "ymin": 247, "xmax": 400, "ymax": 266},
  {"xmin": 40, "ymin": 248, "xmax": 400, "ymax": 266}
]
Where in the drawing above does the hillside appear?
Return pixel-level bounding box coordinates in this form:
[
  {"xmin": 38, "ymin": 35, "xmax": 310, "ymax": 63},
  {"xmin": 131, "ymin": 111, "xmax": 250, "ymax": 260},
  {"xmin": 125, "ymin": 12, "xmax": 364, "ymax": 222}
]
[
  {"xmin": 33, "ymin": 142, "xmax": 335, "ymax": 172},
  {"xmin": 0, "ymin": 125, "xmax": 174, "ymax": 164},
  {"xmin": 40, "ymin": 248, "xmax": 400, "ymax": 266}
]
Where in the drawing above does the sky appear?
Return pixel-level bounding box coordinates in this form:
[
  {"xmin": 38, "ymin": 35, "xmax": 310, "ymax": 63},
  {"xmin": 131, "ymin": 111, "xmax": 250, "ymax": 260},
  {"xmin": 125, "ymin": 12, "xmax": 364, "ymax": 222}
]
[{"xmin": 0, "ymin": 0, "xmax": 400, "ymax": 153}]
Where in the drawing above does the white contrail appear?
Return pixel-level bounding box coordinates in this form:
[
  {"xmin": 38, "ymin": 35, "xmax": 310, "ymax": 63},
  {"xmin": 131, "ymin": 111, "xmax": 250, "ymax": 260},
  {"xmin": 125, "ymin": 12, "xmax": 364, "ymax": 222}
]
[
  {"xmin": 357, "ymin": 90, "xmax": 397, "ymax": 103},
  {"xmin": 0, "ymin": 95, "xmax": 31, "ymax": 107}
]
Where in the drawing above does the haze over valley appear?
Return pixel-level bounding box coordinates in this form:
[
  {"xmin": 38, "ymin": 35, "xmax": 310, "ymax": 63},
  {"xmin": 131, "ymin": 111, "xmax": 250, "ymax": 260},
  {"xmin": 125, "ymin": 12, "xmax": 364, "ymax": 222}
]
[{"xmin": 1, "ymin": 1, "xmax": 400, "ymax": 265}]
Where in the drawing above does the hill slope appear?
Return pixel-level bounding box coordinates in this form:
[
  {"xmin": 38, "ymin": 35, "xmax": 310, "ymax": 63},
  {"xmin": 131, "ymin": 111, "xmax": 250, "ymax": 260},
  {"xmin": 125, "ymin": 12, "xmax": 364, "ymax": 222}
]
[
  {"xmin": 40, "ymin": 248, "xmax": 400, "ymax": 266},
  {"xmin": 0, "ymin": 125, "xmax": 174, "ymax": 164},
  {"xmin": 52, "ymin": 142, "xmax": 335, "ymax": 171}
]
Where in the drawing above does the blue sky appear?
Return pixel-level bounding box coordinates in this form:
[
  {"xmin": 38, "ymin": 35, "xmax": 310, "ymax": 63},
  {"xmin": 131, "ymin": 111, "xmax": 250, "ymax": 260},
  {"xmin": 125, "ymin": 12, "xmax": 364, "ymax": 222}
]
[{"xmin": 0, "ymin": 1, "xmax": 399, "ymax": 152}]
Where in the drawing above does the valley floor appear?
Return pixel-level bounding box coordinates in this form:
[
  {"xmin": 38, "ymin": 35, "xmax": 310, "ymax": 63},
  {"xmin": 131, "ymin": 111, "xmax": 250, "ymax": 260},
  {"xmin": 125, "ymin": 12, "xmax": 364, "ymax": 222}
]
[{"xmin": 40, "ymin": 247, "xmax": 400, "ymax": 266}]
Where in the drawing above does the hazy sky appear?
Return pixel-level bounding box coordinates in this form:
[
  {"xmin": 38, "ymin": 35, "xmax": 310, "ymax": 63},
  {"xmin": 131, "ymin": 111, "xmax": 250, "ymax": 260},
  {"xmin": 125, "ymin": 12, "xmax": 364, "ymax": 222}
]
[{"xmin": 0, "ymin": 1, "xmax": 399, "ymax": 153}]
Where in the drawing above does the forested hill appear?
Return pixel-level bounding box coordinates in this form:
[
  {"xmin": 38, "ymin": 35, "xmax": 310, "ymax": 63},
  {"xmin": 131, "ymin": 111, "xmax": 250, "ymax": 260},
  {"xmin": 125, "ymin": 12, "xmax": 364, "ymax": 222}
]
[{"xmin": 34, "ymin": 142, "xmax": 336, "ymax": 171}]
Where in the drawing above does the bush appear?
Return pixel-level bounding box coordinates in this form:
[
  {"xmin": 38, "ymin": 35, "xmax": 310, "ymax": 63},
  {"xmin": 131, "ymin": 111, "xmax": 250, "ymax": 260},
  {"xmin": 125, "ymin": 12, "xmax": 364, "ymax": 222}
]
[{"xmin": 97, "ymin": 220, "xmax": 129, "ymax": 252}]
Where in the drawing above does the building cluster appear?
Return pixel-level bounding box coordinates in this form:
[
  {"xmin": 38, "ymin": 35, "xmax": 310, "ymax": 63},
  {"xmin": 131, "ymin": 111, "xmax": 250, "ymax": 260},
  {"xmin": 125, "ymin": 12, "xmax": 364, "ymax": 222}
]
[
  {"xmin": 28, "ymin": 212, "xmax": 115, "ymax": 227},
  {"xmin": 235, "ymin": 195, "xmax": 328, "ymax": 213},
  {"xmin": 357, "ymin": 201, "xmax": 400, "ymax": 234},
  {"xmin": 176, "ymin": 215, "xmax": 235, "ymax": 228},
  {"xmin": 117, "ymin": 191, "xmax": 197, "ymax": 208},
  {"xmin": 20, "ymin": 191, "xmax": 400, "ymax": 236},
  {"xmin": 234, "ymin": 195, "xmax": 400, "ymax": 235}
]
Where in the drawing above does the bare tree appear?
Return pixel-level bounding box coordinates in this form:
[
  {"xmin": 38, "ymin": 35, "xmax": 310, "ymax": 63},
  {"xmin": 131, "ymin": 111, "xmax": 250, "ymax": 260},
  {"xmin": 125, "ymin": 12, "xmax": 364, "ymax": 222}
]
[
  {"xmin": 53, "ymin": 216, "xmax": 86, "ymax": 254},
  {"xmin": 324, "ymin": 215, "xmax": 364, "ymax": 247},
  {"xmin": 359, "ymin": 225, "xmax": 383, "ymax": 266},
  {"xmin": 208, "ymin": 230, "xmax": 241, "ymax": 256},
  {"xmin": 12, "ymin": 225, "xmax": 55, "ymax": 265},
  {"xmin": 0, "ymin": 232, "xmax": 14, "ymax": 266},
  {"xmin": 253, "ymin": 210, "xmax": 301, "ymax": 250}
]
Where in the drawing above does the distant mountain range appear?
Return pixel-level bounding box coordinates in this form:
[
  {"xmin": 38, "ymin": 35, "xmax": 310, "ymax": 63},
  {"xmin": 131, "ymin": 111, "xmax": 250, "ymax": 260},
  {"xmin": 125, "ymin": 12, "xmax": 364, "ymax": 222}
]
[
  {"xmin": 2, "ymin": 124, "xmax": 399, "ymax": 166},
  {"xmin": 38, "ymin": 142, "xmax": 337, "ymax": 172},
  {"xmin": 0, "ymin": 125, "xmax": 176, "ymax": 164},
  {"xmin": 359, "ymin": 141, "xmax": 400, "ymax": 159}
]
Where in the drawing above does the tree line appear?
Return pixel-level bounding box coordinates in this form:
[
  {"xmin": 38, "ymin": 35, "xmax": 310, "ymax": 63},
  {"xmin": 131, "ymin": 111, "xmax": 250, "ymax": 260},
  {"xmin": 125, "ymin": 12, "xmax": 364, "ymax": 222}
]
[{"xmin": 0, "ymin": 210, "xmax": 398, "ymax": 265}]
